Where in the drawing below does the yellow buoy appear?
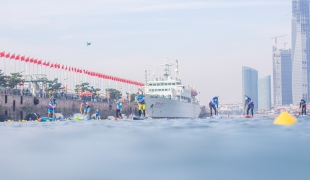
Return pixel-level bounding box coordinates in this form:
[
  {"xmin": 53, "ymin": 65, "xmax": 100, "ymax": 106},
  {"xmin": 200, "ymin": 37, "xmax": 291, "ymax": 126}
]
[
  {"xmin": 273, "ymin": 112, "xmax": 296, "ymax": 126},
  {"xmin": 46, "ymin": 120, "xmax": 50, "ymax": 122}
]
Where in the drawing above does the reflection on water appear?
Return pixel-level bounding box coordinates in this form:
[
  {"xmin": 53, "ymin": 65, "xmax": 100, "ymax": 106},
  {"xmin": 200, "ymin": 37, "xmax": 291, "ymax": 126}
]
[{"xmin": 0, "ymin": 117, "xmax": 309, "ymax": 180}]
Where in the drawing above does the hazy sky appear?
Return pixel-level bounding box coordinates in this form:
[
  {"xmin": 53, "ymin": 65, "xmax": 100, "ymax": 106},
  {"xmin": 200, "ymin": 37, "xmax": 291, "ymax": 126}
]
[{"xmin": 0, "ymin": 0, "xmax": 291, "ymax": 105}]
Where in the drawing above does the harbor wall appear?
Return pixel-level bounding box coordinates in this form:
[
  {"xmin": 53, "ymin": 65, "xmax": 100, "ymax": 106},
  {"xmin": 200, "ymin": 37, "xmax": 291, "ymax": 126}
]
[{"xmin": 0, "ymin": 95, "xmax": 138, "ymax": 120}]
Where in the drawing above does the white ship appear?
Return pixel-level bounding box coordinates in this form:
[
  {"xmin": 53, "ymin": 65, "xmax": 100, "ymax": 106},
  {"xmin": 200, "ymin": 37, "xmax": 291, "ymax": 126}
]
[{"xmin": 144, "ymin": 59, "xmax": 201, "ymax": 119}]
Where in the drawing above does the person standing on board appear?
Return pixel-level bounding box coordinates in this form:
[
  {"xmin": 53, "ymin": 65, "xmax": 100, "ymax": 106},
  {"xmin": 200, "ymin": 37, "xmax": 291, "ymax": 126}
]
[
  {"xmin": 47, "ymin": 97, "xmax": 56, "ymax": 118},
  {"xmin": 116, "ymin": 100, "xmax": 123, "ymax": 119},
  {"xmin": 80, "ymin": 99, "xmax": 91, "ymax": 119},
  {"xmin": 136, "ymin": 89, "xmax": 146, "ymax": 117},
  {"xmin": 209, "ymin": 96, "xmax": 219, "ymax": 116},
  {"xmin": 244, "ymin": 95, "xmax": 254, "ymax": 117},
  {"xmin": 300, "ymin": 99, "xmax": 307, "ymax": 116}
]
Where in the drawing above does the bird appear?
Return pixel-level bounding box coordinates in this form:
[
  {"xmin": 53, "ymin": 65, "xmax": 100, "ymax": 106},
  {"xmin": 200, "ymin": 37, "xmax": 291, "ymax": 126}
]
[{"xmin": 86, "ymin": 42, "xmax": 91, "ymax": 46}]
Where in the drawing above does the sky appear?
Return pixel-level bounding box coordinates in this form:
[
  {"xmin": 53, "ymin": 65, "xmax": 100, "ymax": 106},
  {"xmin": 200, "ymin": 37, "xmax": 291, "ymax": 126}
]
[{"xmin": 0, "ymin": 0, "xmax": 292, "ymax": 105}]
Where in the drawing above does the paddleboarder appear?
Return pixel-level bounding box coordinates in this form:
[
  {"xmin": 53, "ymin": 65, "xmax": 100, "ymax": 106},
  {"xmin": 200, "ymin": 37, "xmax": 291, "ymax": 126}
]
[
  {"xmin": 136, "ymin": 89, "xmax": 146, "ymax": 117},
  {"xmin": 300, "ymin": 99, "xmax": 307, "ymax": 115},
  {"xmin": 209, "ymin": 96, "xmax": 219, "ymax": 117},
  {"xmin": 47, "ymin": 97, "xmax": 56, "ymax": 118},
  {"xmin": 244, "ymin": 95, "xmax": 254, "ymax": 117},
  {"xmin": 116, "ymin": 100, "xmax": 123, "ymax": 119}
]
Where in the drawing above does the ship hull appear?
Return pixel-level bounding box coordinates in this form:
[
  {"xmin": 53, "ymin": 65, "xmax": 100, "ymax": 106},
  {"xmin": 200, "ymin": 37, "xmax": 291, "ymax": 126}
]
[{"xmin": 145, "ymin": 94, "xmax": 201, "ymax": 119}]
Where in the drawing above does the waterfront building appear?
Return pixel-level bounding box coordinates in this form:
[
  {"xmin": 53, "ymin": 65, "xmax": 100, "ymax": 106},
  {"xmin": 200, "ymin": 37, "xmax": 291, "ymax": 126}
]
[
  {"xmin": 258, "ymin": 75, "xmax": 272, "ymax": 110},
  {"xmin": 292, "ymin": 0, "xmax": 310, "ymax": 104},
  {"xmin": 272, "ymin": 48, "xmax": 292, "ymax": 106},
  {"xmin": 242, "ymin": 66, "xmax": 258, "ymax": 111}
]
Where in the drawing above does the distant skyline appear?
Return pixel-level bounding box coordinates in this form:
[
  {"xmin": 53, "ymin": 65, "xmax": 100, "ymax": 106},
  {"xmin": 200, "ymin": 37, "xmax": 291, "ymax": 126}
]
[{"xmin": 0, "ymin": 0, "xmax": 291, "ymax": 105}]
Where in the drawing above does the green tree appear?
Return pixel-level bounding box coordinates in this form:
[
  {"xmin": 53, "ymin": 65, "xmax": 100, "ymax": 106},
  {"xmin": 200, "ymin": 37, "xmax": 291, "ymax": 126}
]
[
  {"xmin": 0, "ymin": 69, "xmax": 8, "ymax": 87},
  {"xmin": 75, "ymin": 82, "xmax": 91, "ymax": 93},
  {"xmin": 106, "ymin": 88, "xmax": 122, "ymax": 100},
  {"xmin": 90, "ymin": 86, "xmax": 101, "ymax": 94},
  {"xmin": 6, "ymin": 72, "xmax": 23, "ymax": 88},
  {"xmin": 46, "ymin": 78, "xmax": 64, "ymax": 92}
]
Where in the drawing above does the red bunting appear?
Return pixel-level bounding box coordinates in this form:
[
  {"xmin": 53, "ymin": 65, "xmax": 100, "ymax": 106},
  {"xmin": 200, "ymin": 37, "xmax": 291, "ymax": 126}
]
[
  {"xmin": 0, "ymin": 52, "xmax": 5, "ymax": 57},
  {"xmin": 5, "ymin": 52, "xmax": 10, "ymax": 58},
  {"xmin": 10, "ymin": 54, "xmax": 15, "ymax": 59},
  {"xmin": 25, "ymin": 57, "xmax": 29, "ymax": 62},
  {"xmin": 15, "ymin": 54, "xmax": 20, "ymax": 60},
  {"xmin": 50, "ymin": 63, "xmax": 54, "ymax": 68},
  {"xmin": 30, "ymin": 58, "xmax": 34, "ymax": 63},
  {"xmin": 38, "ymin": 60, "xmax": 42, "ymax": 65},
  {"xmin": 21, "ymin": 56, "xmax": 25, "ymax": 61},
  {"xmin": 33, "ymin": 59, "xmax": 38, "ymax": 64}
]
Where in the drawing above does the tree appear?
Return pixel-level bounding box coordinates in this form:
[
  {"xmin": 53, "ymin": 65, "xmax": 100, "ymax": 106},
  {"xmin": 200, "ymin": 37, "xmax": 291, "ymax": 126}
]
[
  {"xmin": 46, "ymin": 78, "xmax": 64, "ymax": 92},
  {"xmin": 106, "ymin": 88, "xmax": 122, "ymax": 100},
  {"xmin": 75, "ymin": 82, "xmax": 90, "ymax": 94},
  {"xmin": 6, "ymin": 72, "xmax": 23, "ymax": 88},
  {"xmin": 74, "ymin": 82, "xmax": 100, "ymax": 94},
  {"xmin": 0, "ymin": 69, "xmax": 8, "ymax": 87}
]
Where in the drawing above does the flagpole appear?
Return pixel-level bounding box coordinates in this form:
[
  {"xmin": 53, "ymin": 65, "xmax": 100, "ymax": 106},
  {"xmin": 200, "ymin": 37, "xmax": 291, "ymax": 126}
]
[{"xmin": 3, "ymin": 51, "xmax": 5, "ymax": 75}]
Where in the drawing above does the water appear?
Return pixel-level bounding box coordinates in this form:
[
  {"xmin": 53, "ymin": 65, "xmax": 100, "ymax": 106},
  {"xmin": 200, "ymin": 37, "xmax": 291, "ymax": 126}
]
[{"xmin": 0, "ymin": 117, "xmax": 309, "ymax": 180}]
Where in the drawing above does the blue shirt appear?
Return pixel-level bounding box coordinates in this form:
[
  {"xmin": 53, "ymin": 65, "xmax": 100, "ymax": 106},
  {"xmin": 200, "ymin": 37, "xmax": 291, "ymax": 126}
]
[
  {"xmin": 95, "ymin": 111, "xmax": 100, "ymax": 116},
  {"xmin": 210, "ymin": 97, "xmax": 219, "ymax": 108},
  {"xmin": 137, "ymin": 94, "xmax": 145, "ymax": 104},
  {"xmin": 117, "ymin": 102, "xmax": 122, "ymax": 110}
]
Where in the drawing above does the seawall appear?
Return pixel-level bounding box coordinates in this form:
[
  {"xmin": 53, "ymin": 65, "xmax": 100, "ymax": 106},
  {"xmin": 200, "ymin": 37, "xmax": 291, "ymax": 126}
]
[{"xmin": 0, "ymin": 95, "xmax": 137, "ymax": 120}]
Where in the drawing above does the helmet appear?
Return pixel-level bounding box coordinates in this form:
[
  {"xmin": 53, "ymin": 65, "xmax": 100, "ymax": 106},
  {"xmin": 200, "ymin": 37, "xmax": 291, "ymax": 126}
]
[{"xmin": 82, "ymin": 99, "xmax": 85, "ymax": 103}]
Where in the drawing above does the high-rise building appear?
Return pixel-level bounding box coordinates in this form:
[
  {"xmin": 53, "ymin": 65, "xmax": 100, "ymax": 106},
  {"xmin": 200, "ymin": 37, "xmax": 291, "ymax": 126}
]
[
  {"xmin": 272, "ymin": 48, "xmax": 293, "ymax": 106},
  {"xmin": 258, "ymin": 75, "xmax": 272, "ymax": 110},
  {"xmin": 242, "ymin": 66, "xmax": 258, "ymax": 111},
  {"xmin": 292, "ymin": 0, "xmax": 310, "ymax": 104}
]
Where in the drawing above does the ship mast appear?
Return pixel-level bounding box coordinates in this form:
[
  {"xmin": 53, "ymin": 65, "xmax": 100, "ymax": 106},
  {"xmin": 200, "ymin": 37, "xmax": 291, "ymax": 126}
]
[
  {"xmin": 159, "ymin": 58, "xmax": 174, "ymax": 80},
  {"xmin": 175, "ymin": 60, "xmax": 179, "ymax": 81}
]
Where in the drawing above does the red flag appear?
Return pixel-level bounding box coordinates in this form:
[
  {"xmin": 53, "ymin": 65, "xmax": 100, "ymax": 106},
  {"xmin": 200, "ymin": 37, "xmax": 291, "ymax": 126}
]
[
  {"xmin": 65, "ymin": 66, "xmax": 67, "ymax": 71},
  {"xmin": 5, "ymin": 52, "xmax": 10, "ymax": 58},
  {"xmin": 30, "ymin": 58, "xmax": 34, "ymax": 63},
  {"xmin": 0, "ymin": 51, "xmax": 4, "ymax": 57},
  {"xmin": 25, "ymin": 57, "xmax": 29, "ymax": 62},
  {"xmin": 38, "ymin": 60, "xmax": 42, "ymax": 65},
  {"xmin": 10, "ymin": 53, "xmax": 15, "ymax": 59},
  {"xmin": 43, "ymin": 61, "xmax": 46, "ymax": 65},
  {"xmin": 62, "ymin": 65, "xmax": 64, "ymax": 69},
  {"xmin": 33, "ymin": 59, "xmax": 38, "ymax": 64},
  {"xmin": 50, "ymin": 63, "xmax": 54, "ymax": 68},
  {"xmin": 15, "ymin": 54, "xmax": 20, "ymax": 60},
  {"xmin": 21, "ymin": 56, "xmax": 25, "ymax": 61},
  {"xmin": 68, "ymin": 67, "xmax": 71, "ymax": 71},
  {"xmin": 46, "ymin": 61, "xmax": 50, "ymax": 66}
]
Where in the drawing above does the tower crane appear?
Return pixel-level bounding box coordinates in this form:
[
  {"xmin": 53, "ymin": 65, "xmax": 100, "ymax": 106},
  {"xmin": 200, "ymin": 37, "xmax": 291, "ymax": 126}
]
[{"xmin": 271, "ymin": 35, "xmax": 287, "ymax": 49}]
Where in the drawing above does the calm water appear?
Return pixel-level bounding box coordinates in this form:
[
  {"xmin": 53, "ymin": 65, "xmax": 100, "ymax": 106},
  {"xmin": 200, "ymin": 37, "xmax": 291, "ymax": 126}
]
[{"xmin": 0, "ymin": 117, "xmax": 309, "ymax": 180}]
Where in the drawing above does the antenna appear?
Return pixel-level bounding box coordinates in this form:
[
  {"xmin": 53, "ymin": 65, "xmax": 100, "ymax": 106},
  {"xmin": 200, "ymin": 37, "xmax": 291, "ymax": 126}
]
[
  {"xmin": 159, "ymin": 58, "xmax": 174, "ymax": 80},
  {"xmin": 175, "ymin": 60, "xmax": 179, "ymax": 80}
]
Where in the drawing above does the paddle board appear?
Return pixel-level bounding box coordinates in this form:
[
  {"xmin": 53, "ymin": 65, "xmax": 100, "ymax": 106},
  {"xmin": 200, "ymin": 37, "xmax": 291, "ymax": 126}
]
[
  {"xmin": 244, "ymin": 115, "xmax": 253, "ymax": 118},
  {"xmin": 38, "ymin": 117, "xmax": 54, "ymax": 122},
  {"xmin": 133, "ymin": 116, "xmax": 145, "ymax": 120}
]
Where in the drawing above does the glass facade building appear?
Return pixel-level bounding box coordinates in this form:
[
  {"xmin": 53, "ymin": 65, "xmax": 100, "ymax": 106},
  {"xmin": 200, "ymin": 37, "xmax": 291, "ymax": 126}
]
[
  {"xmin": 273, "ymin": 48, "xmax": 293, "ymax": 106},
  {"xmin": 258, "ymin": 76, "xmax": 272, "ymax": 110},
  {"xmin": 242, "ymin": 66, "xmax": 258, "ymax": 111},
  {"xmin": 292, "ymin": 0, "xmax": 310, "ymax": 104}
]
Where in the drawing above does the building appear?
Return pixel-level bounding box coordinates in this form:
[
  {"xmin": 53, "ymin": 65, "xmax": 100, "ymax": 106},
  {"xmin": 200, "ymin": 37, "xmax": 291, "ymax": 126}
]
[
  {"xmin": 258, "ymin": 75, "xmax": 272, "ymax": 110},
  {"xmin": 272, "ymin": 48, "xmax": 292, "ymax": 106},
  {"xmin": 292, "ymin": 0, "xmax": 310, "ymax": 104},
  {"xmin": 242, "ymin": 66, "xmax": 258, "ymax": 111}
]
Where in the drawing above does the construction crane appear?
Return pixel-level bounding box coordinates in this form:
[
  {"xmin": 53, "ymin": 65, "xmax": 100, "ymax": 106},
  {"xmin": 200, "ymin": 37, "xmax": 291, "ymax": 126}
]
[
  {"xmin": 271, "ymin": 35, "xmax": 287, "ymax": 49},
  {"xmin": 278, "ymin": 42, "xmax": 288, "ymax": 49}
]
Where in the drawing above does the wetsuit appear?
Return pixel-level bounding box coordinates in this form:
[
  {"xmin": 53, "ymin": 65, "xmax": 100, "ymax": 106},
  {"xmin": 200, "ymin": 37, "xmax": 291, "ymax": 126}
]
[
  {"xmin": 116, "ymin": 102, "xmax": 123, "ymax": 118},
  {"xmin": 300, "ymin": 100, "xmax": 307, "ymax": 115},
  {"xmin": 245, "ymin": 96, "xmax": 254, "ymax": 116},
  {"xmin": 209, "ymin": 96, "xmax": 218, "ymax": 116}
]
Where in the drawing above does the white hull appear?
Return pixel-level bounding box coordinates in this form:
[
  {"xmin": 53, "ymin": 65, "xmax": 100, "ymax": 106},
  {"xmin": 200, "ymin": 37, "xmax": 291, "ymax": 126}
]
[{"xmin": 145, "ymin": 94, "xmax": 201, "ymax": 118}]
